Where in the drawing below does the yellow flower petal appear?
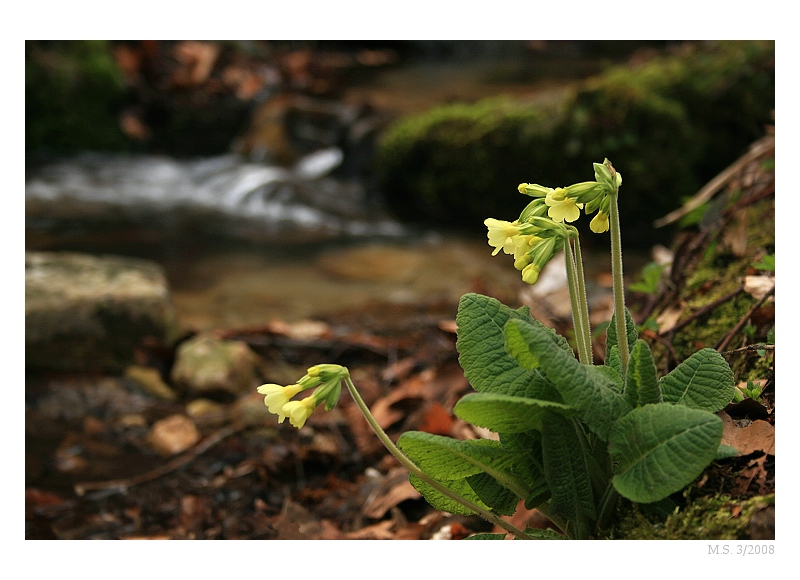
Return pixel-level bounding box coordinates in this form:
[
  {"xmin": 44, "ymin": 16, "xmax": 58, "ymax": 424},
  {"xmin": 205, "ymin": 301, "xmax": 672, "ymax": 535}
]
[
  {"xmin": 590, "ymin": 211, "xmax": 610, "ymax": 233},
  {"xmin": 281, "ymin": 397, "xmax": 317, "ymax": 429}
]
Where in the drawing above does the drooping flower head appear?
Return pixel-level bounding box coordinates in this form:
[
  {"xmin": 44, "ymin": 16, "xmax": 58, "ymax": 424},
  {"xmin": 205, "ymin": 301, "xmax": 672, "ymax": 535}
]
[
  {"xmin": 257, "ymin": 364, "xmax": 349, "ymax": 428},
  {"xmin": 257, "ymin": 383, "xmax": 304, "ymax": 416}
]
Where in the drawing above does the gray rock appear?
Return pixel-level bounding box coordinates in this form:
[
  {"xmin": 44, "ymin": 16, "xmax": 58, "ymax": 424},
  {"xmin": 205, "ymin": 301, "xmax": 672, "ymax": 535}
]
[
  {"xmin": 25, "ymin": 251, "xmax": 180, "ymax": 371},
  {"xmin": 170, "ymin": 333, "xmax": 261, "ymax": 395}
]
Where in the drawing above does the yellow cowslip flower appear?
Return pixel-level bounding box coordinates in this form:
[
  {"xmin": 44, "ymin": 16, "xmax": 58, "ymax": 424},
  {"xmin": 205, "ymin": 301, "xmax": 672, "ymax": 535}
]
[
  {"xmin": 590, "ymin": 211, "xmax": 610, "ymax": 234},
  {"xmin": 257, "ymin": 383, "xmax": 303, "ymax": 415},
  {"xmin": 545, "ymin": 188, "xmax": 583, "ymax": 223},
  {"xmin": 281, "ymin": 397, "xmax": 317, "ymax": 429},
  {"xmin": 512, "ymin": 234, "xmax": 540, "ymax": 263},
  {"xmin": 484, "ymin": 218, "xmax": 521, "ymax": 256},
  {"xmin": 521, "ymin": 263, "xmax": 541, "ymax": 285}
]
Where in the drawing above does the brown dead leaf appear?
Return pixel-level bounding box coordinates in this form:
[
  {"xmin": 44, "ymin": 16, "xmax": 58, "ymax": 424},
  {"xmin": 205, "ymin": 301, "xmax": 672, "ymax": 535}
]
[
  {"xmin": 657, "ymin": 305, "xmax": 685, "ymax": 334},
  {"xmin": 493, "ymin": 500, "xmax": 558, "ymax": 536},
  {"xmin": 362, "ymin": 477, "xmax": 420, "ymax": 519},
  {"xmin": 343, "ymin": 520, "xmax": 396, "ymax": 539},
  {"xmin": 743, "ymin": 275, "xmax": 775, "ymax": 301},
  {"xmin": 732, "ymin": 455, "xmax": 770, "ymax": 496},
  {"xmin": 172, "ymin": 41, "xmax": 220, "ymax": 87},
  {"xmin": 417, "ymin": 402, "xmax": 455, "ymax": 436},
  {"xmin": 721, "ymin": 210, "xmax": 748, "ymax": 257},
  {"xmin": 272, "ymin": 499, "xmax": 322, "ymax": 540},
  {"xmin": 343, "ymin": 402, "xmax": 385, "ymax": 457},
  {"xmin": 719, "ymin": 411, "xmax": 775, "ymax": 455}
]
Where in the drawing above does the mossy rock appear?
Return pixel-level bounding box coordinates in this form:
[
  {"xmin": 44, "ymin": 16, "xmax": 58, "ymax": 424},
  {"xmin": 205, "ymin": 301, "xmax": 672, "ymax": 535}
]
[
  {"xmin": 374, "ymin": 41, "xmax": 774, "ymax": 246},
  {"xmin": 26, "ymin": 40, "xmax": 132, "ymax": 155},
  {"xmin": 611, "ymin": 493, "xmax": 774, "ymax": 540}
]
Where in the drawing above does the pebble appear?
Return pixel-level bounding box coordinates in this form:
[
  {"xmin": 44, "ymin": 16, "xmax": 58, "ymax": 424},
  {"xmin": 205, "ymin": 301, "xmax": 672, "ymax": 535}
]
[{"xmin": 147, "ymin": 415, "xmax": 201, "ymax": 456}]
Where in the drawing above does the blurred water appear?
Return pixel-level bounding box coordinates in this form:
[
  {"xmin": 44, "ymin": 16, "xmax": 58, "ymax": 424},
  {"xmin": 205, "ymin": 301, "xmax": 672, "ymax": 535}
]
[{"xmin": 26, "ymin": 149, "xmax": 405, "ymax": 244}]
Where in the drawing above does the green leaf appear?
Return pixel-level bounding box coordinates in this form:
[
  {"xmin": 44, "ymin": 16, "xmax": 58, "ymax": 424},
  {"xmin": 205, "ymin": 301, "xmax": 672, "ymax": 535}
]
[
  {"xmin": 607, "ymin": 308, "xmax": 638, "ymax": 355},
  {"xmin": 456, "ymin": 293, "xmax": 567, "ymax": 400},
  {"xmin": 627, "ymin": 339, "xmax": 662, "ymax": 407},
  {"xmin": 505, "ymin": 318, "xmax": 632, "ymax": 440},
  {"xmin": 716, "ymin": 443, "xmax": 739, "ymax": 459},
  {"xmin": 464, "ymin": 533, "xmax": 507, "ymax": 540},
  {"xmin": 466, "ymin": 472, "xmax": 519, "ymax": 516},
  {"xmin": 751, "ymin": 254, "xmax": 775, "ymax": 271},
  {"xmin": 397, "ymin": 431, "xmax": 530, "ymax": 499},
  {"xmin": 499, "ymin": 431, "xmax": 551, "ymax": 508},
  {"xmin": 541, "ymin": 412, "xmax": 596, "ymax": 539},
  {"xmin": 604, "ymin": 344, "xmax": 622, "ymax": 376},
  {"xmin": 524, "ymin": 528, "xmax": 566, "ymax": 540},
  {"xmin": 408, "ymin": 473, "xmax": 485, "ymax": 516},
  {"xmin": 659, "ymin": 348, "xmax": 735, "ymax": 412},
  {"xmin": 454, "ymin": 392, "xmax": 575, "ymax": 433},
  {"xmin": 609, "ymin": 404, "xmax": 723, "ymax": 503},
  {"xmin": 629, "ymin": 262, "xmax": 666, "ymax": 295}
]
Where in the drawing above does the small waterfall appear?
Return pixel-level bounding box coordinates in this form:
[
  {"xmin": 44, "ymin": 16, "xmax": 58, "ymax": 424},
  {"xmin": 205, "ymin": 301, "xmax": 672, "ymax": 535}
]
[{"xmin": 26, "ymin": 148, "xmax": 405, "ymax": 244}]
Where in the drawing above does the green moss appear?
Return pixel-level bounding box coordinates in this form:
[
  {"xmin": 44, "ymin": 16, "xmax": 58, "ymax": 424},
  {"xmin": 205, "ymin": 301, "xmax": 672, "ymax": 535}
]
[
  {"xmin": 375, "ymin": 41, "xmax": 774, "ymax": 246},
  {"xmin": 26, "ymin": 40, "xmax": 131, "ymax": 154},
  {"xmin": 611, "ymin": 493, "xmax": 774, "ymax": 540}
]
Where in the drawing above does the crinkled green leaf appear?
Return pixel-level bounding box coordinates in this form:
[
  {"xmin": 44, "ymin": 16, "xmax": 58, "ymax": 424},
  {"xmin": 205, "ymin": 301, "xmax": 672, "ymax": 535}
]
[
  {"xmin": 454, "ymin": 392, "xmax": 575, "ymax": 433},
  {"xmin": 408, "ymin": 473, "xmax": 485, "ymax": 516},
  {"xmin": 659, "ymin": 348, "xmax": 735, "ymax": 411},
  {"xmin": 627, "ymin": 339, "xmax": 662, "ymax": 407},
  {"xmin": 464, "ymin": 533, "xmax": 507, "ymax": 540},
  {"xmin": 466, "ymin": 472, "xmax": 518, "ymax": 516},
  {"xmin": 505, "ymin": 318, "xmax": 632, "ymax": 440},
  {"xmin": 609, "ymin": 404, "xmax": 723, "ymax": 503},
  {"xmin": 607, "ymin": 308, "xmax": 638, "ymax": 355},
  {"xmin": 605, "ymin": 344, "xmax": 622, "ymax": 376},
  {"xmin": 716, "ymin": 443, "xmax": 739, "ymax": 459},
  {"xmin": 524, "ymin": 528, "xmax": 566, "ymax": 540},
  {"xmin": 397, "ymin": 431, "xmax": 530, "ymax": 499},
  {"xmin": 456, "ymin": 293, "xmax": 566, "ymax": 401},
  {"xmin": 541, "ymin": 412, "xmax": 596, "ymax": 540},
  {"xmin": 499, "ymin": 431, "xmax": 550, "ymax": 508},
  {"xmin": 595, "ymin": 364, "xmax": 624, "ymax": 394}
]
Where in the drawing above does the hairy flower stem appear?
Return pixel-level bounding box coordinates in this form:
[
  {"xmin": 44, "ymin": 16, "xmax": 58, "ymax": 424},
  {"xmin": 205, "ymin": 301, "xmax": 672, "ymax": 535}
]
[
  {"xmin": 344, "ymin": 377, "xmax": 534, "ymax": 540},
  {"xmin": 565, "ymin": 240, "xmax": 591, "ymax": 365},
  {"xmin": 572, "ymin": 236, "xmax": 593, "ymax": 365},
  {"xmin": 608, "ymin": 187, "xmax": 629, "ymax": 374}
]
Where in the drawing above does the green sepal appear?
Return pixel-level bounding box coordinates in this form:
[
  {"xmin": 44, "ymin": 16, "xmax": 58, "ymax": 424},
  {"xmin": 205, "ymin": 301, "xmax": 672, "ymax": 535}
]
[{"xmin": 659, "ymin": 348, "xmax": 735, "ymax": 412}]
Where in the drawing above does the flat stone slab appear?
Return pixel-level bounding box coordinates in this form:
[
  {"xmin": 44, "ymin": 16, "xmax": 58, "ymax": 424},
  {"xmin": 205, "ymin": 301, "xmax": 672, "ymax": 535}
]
[{"xmin": 25, "ymin": 251, "xmax": 179, "ymax": 371}]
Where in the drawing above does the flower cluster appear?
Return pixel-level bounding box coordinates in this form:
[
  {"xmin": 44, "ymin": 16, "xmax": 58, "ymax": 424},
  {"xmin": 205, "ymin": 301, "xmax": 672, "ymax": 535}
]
[
  {"xmin": 256, "ymin": 364, "xmax": 349, "ymax": 429},
  {"xmin": 485, "ymin": 160, "xmax": 622, "ymax": 284}
]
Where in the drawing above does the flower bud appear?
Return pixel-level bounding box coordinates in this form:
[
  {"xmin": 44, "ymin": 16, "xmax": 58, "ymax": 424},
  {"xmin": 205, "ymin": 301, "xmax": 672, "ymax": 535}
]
[
  {"xmin": 521, "ymin": 263, "xmax": 541, "ymax": 285},
  {"xmin": 518, "ymin": 183, "xmax": 553, "ymax": 197}
]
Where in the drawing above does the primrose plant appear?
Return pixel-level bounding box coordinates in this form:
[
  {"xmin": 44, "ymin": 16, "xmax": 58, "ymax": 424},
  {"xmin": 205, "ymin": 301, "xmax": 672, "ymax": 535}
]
[{"xmin": 256, "ymin": 160, "xmax": 735, "ymax": 540}]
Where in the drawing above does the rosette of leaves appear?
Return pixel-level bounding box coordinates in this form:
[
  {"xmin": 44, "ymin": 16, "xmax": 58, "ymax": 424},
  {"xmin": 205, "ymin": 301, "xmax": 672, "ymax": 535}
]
[{"xmin": 397, "ymin": 293, "xmax": 735, "ymax": 539}]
